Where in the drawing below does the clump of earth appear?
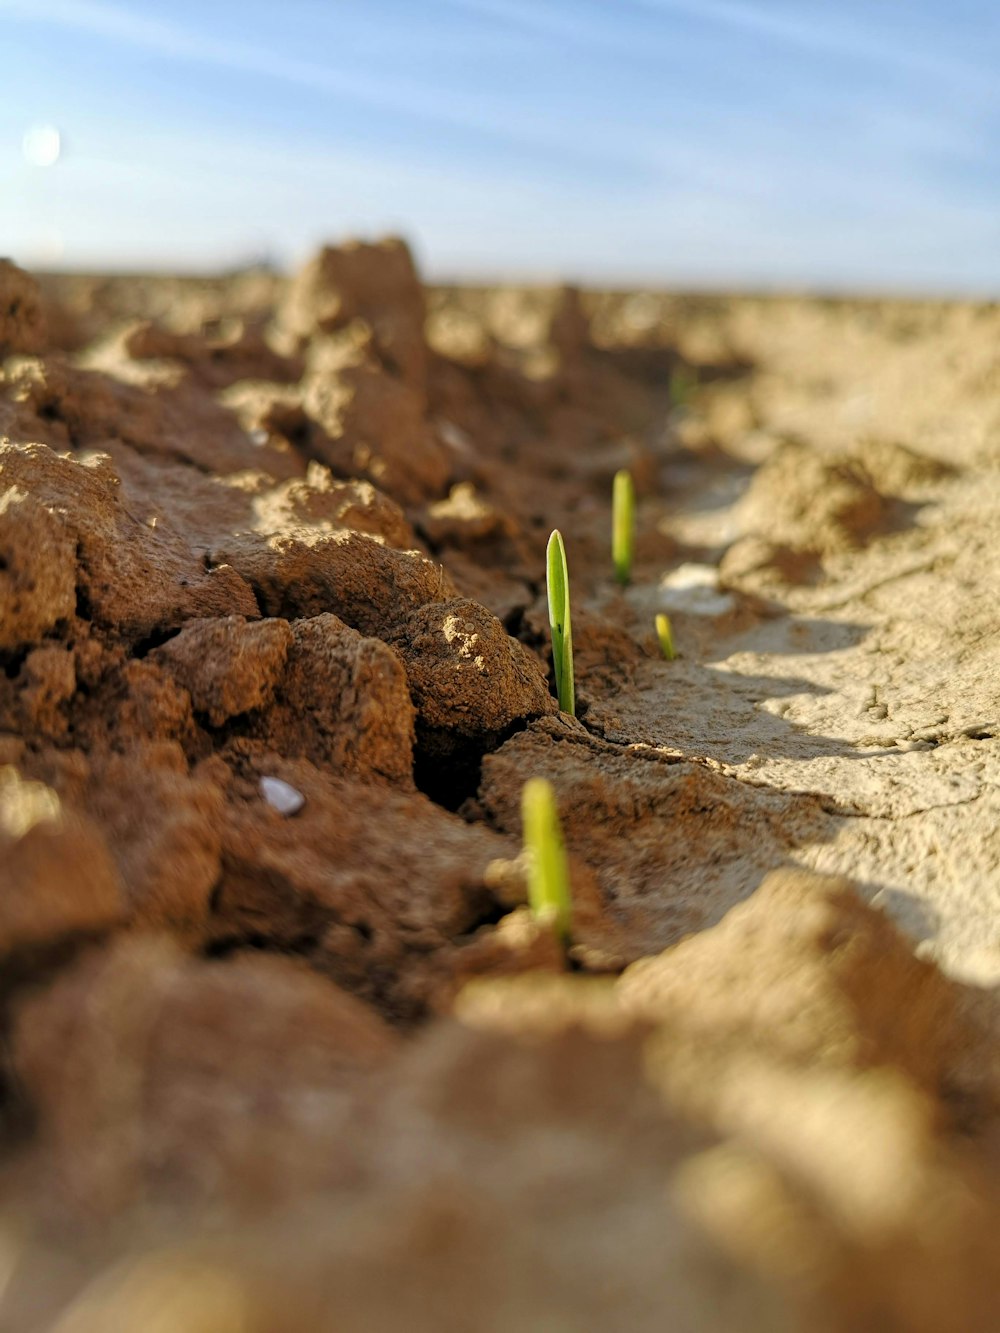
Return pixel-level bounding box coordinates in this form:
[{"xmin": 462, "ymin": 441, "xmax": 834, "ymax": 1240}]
[{"xmin": 1, "ymin": 245, "xmax": 1000, "ymax": 1330}]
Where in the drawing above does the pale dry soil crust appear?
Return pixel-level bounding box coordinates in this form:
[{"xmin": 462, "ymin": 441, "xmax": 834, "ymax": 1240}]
[{"xmin": 1, "ymin": 250, "xmax": 1000, "ymax": 1330}]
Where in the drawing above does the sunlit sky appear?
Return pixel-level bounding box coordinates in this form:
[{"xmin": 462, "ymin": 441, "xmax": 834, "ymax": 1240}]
[{"xmin": 2, "ymin": 0, "xmax": 999, "ymax": 289}]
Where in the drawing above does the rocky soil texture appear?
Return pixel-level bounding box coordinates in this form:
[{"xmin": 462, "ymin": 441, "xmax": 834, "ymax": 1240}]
[{"xmin": 2, "ymin": 245, "xmax": 1000, "ymax": 1329}]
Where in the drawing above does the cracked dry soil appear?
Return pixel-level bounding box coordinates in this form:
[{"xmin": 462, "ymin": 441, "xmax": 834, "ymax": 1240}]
[{"xmin": 2, "ymin": 245, "xmax": 1000, "ymax": 1330}]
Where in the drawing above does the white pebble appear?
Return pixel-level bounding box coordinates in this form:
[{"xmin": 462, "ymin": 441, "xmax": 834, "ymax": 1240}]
[
  {"xmin": 437, "ymin": 419, "xmax": 472, "ymax": 454},
  {"xmin": 259, "ymin": 776, "xmax": 305, "ymax": 816}
]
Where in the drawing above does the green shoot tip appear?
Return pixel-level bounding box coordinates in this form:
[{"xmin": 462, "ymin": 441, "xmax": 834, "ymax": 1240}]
[
  {"xmin": 612, "ymin": 469, "xmax": 635, "ymax": 587},
  {"xmin": 655, "ymin": 613, "xmax": 676, "ymax": 661},
  {"xmin": 546, "ymin": 529, "xmax": 575, "ymax": 716},
  {"xmin": 521, "ymin": 776, "xmax": 572, "ymax": 940}
]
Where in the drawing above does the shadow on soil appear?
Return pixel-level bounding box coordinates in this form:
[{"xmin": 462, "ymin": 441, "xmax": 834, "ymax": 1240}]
[{"xmin": 587, "ymin": 613, "xmax": 880, "ymax": 767}]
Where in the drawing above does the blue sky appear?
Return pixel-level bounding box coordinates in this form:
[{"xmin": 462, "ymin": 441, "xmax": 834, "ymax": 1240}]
[{"xmin": 2, "ymin": 0, "xmax": 999, "ymax": 289}]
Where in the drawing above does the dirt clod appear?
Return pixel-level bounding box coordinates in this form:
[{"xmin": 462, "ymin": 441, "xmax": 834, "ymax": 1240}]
[
  {"xmin": 152, "ymin": 617, "xmax": 293, "ymax": 726},
  {"xmin": 0, "ymin": 482, "xmax": 77, "ymax": 651},
  {"xmin": 0, "ymin": 260, "xmax": 46, "ymax": 355},
  {"xmin": 392, "ymin": 597, "xmax": 555, "ymax": 762}
]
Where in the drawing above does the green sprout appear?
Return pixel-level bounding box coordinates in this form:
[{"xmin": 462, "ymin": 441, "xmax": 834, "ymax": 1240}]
[
  {"xmin": 521, "ymin": 777, "xmax": 572, "ymax": 940},
  {"xmin": 612, "ymin": 468, "xmax": 635, "ymax": 587},
  {"xmin": 655, "ymin": 612, "xmax": 676, "ymax": 661},
  {"xmin": 669, "ymin": 365, "xmax": 697, "ymax": 408},
  {"xmin": 546, "ymin": 528, "xmax": 575, "ymax": 715}
]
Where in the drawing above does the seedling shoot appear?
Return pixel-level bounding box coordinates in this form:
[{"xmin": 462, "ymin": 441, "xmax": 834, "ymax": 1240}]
[
  {"xmin": 612, "ymin": 468, "xmax": 635, "ymax": 587},
  {"xmin": 521, "ymin": 776, "xmax": 572, "ymax": 940},
  {"xmin": 546, "ymin": 528, "xmax": 575, "ymax": 715},
  {"xmin": 656, "ymin": 612, "xmax": 676, "ymax": 661}
]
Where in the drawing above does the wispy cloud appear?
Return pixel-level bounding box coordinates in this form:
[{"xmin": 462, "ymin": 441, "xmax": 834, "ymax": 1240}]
[
  {"xmin": 1, "ymin": 0, "xmax": 675, "ymax": 181},
  {"xmin": 0, "ymin": 0, "xmax": 451, "ymax": 112},
  {"xmin": 4, "ymin": 0, "xmax": 999, "ymax": 291},
  {"xmin": 440, "ymin": 0, "xmax": 997, "ymax": 111},
  {"xmin": 2, "ymin": 0, "xmax": 180, "ymax": 48},
  {"xmin": 629, "ymin": 0, "xmax": 989, "ymax": 89},
  {"xmin": 437, "ymin": 0, "xmax": 619, "ymax": 47}
]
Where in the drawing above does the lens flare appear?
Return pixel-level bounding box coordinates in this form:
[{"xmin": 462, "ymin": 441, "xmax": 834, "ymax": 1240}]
[{"xmin": 22, "ymin": 124, "xmax": 62, "ymax": 167}]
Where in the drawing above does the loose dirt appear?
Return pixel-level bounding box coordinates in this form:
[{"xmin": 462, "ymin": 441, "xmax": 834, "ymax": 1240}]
[{"xmin": 2, "ymin": 244, "xmax": 1000, "ymax": 1329}]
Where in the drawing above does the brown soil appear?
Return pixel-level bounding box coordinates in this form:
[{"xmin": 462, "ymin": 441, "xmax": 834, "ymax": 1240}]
[{"xmin": 2, "ymin": 243, "xmax": 1000, "ymax": 1329}]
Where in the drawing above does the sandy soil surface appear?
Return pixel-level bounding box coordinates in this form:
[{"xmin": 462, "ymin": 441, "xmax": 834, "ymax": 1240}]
[{"xmin": 1, "ymin": 245, "xmax": 999, "ymax": 1329}]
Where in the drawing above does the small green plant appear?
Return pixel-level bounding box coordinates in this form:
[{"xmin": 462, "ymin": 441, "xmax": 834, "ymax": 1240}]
[
  {"xmin": 655, "ymin": 612, "xmax": 676, "ymax": 661},
  {"xmin": 668, "ymin": 365, "xmax": 697, "ymax": 409},
  {"xmin": 612, "ymin": 468, "xmax": 635, "ymax": 587},
  {"xmin": 521, "ymin": 777, "xmax": 572, "ymax": 939},
  {"xmin": 546, "ymin": 528, "xmax": 575, "ymax": 715}
]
